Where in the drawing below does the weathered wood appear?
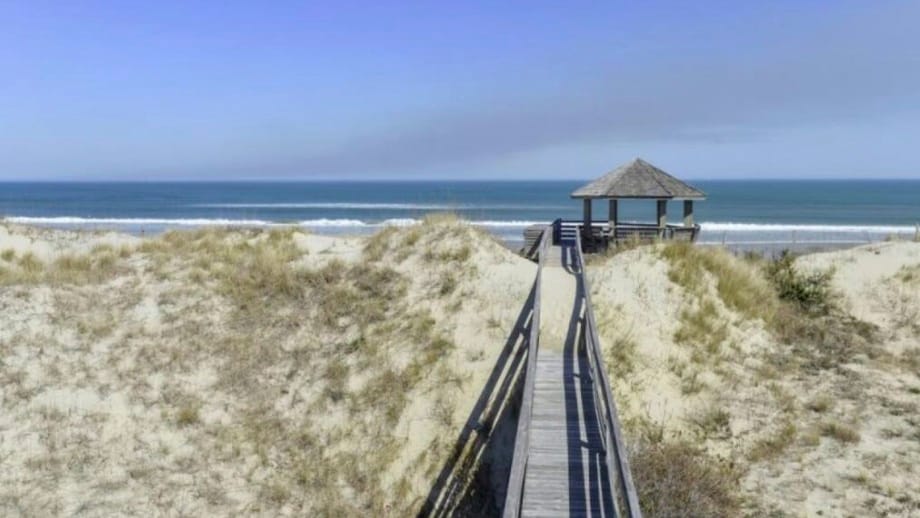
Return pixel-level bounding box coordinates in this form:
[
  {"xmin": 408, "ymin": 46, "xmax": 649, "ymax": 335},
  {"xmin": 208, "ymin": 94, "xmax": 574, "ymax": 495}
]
[
  {"xmin": 656, "ymin": 200, "xmax": 667, "ymax": 231},
  {"xmin": 683, "ymin": 200, "xmax": 694, "ymax": 227},
  {"xmin": 521, "ymin": 346, "xmax": 614, "ymax": 518},
  {"xmin": 582, "ymin": 200, "xmax": 593, "ymax": 239},
  {"xmin": 524, "ymin": 220, "xmax": 701, "ymax": 253},
  {"xmin": 522, "ymin": 225, "xmax": 547, "ymax": 259},
  {"xmin": 503, "ymin": 227, "xmax": 550, "ymax": 518},
  {"xmin": 505, "ymin": 232, "xmax": 641, "ymax": 518},
  {"xmin": 575, "ymin": 231, "xmax": 642, "ymax": 517}
]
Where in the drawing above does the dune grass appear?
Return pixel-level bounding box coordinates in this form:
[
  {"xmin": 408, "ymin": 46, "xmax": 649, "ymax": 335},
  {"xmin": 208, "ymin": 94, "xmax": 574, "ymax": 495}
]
[
  {"xmin": 747, "ymin": 421, "xmax": 797, "ymax": 462},
  {"xmin": 0, "ymin": 221, "xmax": 501, "ymax": 516},
  {"xmin": 661, "ymin": 243, "xmax": 878, "ymax": 372},
  {"xmin": 661, "ymin": 242, "xmax": 776, "ymax": 323},
  {"xmin": 631, "ymin": 436, "xmax": 742, "ymax": 518},
  {"xmin": 819, "ymin": 421, "xmax": 861, "ymax": 443},
  {"xmin": 895, "ymin": 263, "xmax": 920, "ymax": 283},
  {"xmin": 0, "ymin": 245, "xmax": 126, "ymax": 286}
]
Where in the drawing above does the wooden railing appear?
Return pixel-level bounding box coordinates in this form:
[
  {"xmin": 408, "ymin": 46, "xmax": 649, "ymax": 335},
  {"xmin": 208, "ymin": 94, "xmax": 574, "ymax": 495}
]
[
  {"xmin": 574, "ymin": 230, "xmax": 643, "ymax": 517},
  {"xmin": 502, "ymin": 225, "xmax": 550, "ymax": 518}
]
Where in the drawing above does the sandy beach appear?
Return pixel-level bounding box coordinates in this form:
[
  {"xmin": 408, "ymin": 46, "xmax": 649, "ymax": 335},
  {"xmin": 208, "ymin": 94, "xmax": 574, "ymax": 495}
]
[{"xmin": 1, "ymin": 220, "xmax": 919, "ymax": 516}]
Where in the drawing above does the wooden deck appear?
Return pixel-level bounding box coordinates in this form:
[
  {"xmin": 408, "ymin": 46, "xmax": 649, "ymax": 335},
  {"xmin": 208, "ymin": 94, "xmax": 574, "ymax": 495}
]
[
  {"xmin": 521, "ymin": 246, "xmax": 615, "ymax": 516},
  {"xmin": 523, "ymin": 220, "xmax": 698, "ymax": 257},
  {"xmin": 504, "ymin": 227, "xmax": 640, "ymax": 518}
]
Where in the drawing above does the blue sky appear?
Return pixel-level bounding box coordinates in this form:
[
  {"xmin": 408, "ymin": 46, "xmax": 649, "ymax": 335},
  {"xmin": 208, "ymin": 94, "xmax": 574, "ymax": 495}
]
[{"xmin": 2, "ymin": 1, "xmax": 919, "ymax": 180}]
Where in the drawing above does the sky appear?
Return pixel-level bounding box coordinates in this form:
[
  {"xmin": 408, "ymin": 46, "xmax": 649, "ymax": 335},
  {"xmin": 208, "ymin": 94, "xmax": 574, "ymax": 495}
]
[{"xmin": 2, "ymin": 1, "xmax": 919, "ymax": 180}]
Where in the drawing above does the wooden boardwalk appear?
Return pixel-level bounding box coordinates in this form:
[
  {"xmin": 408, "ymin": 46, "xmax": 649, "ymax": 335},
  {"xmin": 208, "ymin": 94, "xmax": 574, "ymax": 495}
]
[
  {"xmin": 505, "ymin": 226, "xmax": 641, "ymax": 518},
  {"xmin": 520, "ymin": 245, "xmax": 615, "ymax": 517}
]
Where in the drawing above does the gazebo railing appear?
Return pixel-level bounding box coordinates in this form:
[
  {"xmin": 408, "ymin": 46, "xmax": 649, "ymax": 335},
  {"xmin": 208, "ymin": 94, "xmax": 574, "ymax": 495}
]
[{"xmin": 560, "ymin": 220, "xmax": 700, "ymax": 243}]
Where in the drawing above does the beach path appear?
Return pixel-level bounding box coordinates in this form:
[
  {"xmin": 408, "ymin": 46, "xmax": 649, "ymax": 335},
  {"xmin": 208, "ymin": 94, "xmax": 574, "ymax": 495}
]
[{"xmin": 520, "ymin": 244, "xmax": 616, "ymax": 517}]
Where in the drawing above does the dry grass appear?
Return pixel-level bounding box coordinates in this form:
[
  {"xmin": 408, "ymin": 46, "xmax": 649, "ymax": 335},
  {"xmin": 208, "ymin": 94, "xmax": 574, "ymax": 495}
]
[
  {"xmin": 805, "ymin": 395, "xmax": 834, "ymax": 413},
  {"xmin": 748, "ymin": 421, "xmax": 797, "ymax": 462},
  {"xmin": 819, "ymin": 421, "xmax": 861, "ymax": 443},
  {"xmin": 674, "ymin": 299, "xmax": 729, "ymax": 357},
  {"xmin": 603, "ymin": 331, "xmax": 638, "ymax": 379},
  {"xmin": 661, "ymin": 242, "xmax": 776, "ymax": 323},
  {"xmin": 631, "ymin": 437, "xmax": 742, "ymax": 518},
  {"xmin": 688, "ymin": 405, "xmax": 731, "ymax": 439},
  {"xmin": 661, "ymin": 243, "xmax": 777, "ymax": 369},
  {"xmin": 894, "ymin": 263, "xmax": 920, "ymax": 284},
  {"xmin": 0, "ymin": 221, "xmax": 501, "ymax": 516},
  {"xmin": 599, "ymin": 242, "xmax": 920, "ymax": 515},
  {"xmin": 661, "ymin": 243, "xmax": 879, "ymax": 373},
  {"xmin": 0, "ymin": 246, "xmax": 125, "ymax": 286}
]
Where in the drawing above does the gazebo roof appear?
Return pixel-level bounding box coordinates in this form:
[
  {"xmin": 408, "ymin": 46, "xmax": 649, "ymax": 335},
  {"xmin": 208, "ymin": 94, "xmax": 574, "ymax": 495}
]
[{"xmin": 571, "ymin": 158, "xmax": 706, "ymax": 200}]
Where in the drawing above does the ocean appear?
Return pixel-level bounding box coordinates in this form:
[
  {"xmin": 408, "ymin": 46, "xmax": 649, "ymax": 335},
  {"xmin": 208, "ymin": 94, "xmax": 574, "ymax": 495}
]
[{"xmin": 1, "ymin": 180, "xmax": 918, "ymax": 252}]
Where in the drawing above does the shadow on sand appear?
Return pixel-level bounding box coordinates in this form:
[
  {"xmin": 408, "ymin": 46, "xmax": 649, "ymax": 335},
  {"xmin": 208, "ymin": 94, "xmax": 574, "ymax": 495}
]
[{"xmin": 418, "ymin": 280, "xmax": 536, "ymax": 517}]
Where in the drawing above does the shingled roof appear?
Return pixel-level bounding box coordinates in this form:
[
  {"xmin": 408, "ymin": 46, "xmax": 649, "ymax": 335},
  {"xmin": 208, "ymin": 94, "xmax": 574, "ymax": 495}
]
[{"xmin": 571, "ymin": 158, "xmax": 706, "ymax": 200}]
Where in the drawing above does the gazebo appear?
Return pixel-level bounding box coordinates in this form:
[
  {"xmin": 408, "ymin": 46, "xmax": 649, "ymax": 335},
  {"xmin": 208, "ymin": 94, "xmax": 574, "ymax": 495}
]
[{"xmin": 570, "ymin": 158, "xmax": 706, "ymax": 249}]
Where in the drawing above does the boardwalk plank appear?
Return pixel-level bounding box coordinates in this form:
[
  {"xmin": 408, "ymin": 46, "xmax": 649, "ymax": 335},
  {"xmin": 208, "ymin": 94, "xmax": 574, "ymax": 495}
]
[{"xmin": 519, "ymin": 244, "xmax": 615, "ymax": 517}]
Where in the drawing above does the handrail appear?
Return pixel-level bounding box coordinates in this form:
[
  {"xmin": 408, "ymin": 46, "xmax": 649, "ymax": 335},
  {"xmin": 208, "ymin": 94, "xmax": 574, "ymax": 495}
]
[
  {"xmin": 574, "ymin": 230, "xmax": 643, "ymax": 517},
  {"xmin": 502, "ymin": 225, "xmax": 550, "ymax": 518},
  {"xmin": 557, "ymin": 219, "xmax": 696, "ymax": 229}
]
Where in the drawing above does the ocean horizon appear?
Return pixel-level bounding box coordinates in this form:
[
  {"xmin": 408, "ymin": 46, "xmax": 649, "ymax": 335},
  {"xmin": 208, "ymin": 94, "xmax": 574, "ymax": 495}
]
[{"xmin": 2, "ymin": 179, "xmax": 919, "ymax": 251}]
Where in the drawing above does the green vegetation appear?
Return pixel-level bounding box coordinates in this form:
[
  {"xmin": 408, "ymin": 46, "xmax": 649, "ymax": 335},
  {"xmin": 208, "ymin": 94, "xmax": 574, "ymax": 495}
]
[
  {"xmin": 819, "ymin": 421, "xmax": 861, "ymax": 443},
  {"xmin": 0, "ymin": 220, "xmax": 496, "ymax": 516},
  {"xmin": 176, "ymin": 403, "xmax": 201, "ymax": 427},
  {"xmin": 660, "ymin": 243, "xmax": 878, "ymax": 373},
  {"xmin": 765, "ymin": 251, "xmax": 834, "ymax": 316},
  {"xmin": 674, "ymin": 299, "xmax": 729, "ymax": 357},
  {"xmin": 688, "ymin": 405, "xmax": 731, "ymax": 439},
  {"xmin": 660, "ymin": 243, "xmax": 777, "ymax": 370},
  {"xmin": 748, "ymin": 421, "xmax": 797, "ymax": 462},
  {"xmin": 762, "ymin": 252, "xmax": 878, "ymax": 371},
  {"xmin": 805, "ymin": 395, "xmax": 833, "ymax": 413},
  {"xmin": 0, "ymin": 246, "xmax": 125, "ymax": 286},
  {"xmin": 632, "ymin": 436, "xmax": 742, "ymax": 518},
  {"xmin": 604, "ymin": 332, "xmax": 638, "ymax": 379},
  {"xmin": 894, "ymin": 263, "xmax": 920, "ymax": 284},
  {"xmin": 661, "ymin": 242, "xmax": 776, "ymax": 323}
]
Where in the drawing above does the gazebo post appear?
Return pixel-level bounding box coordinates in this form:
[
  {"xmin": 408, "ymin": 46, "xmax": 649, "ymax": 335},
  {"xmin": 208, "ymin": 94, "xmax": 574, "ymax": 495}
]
[
  {"xmin": 657, "ymin": 199, "xmax": 667, "ymax": 237},
  {"xmin": 608, "ymin": 199, "xmax": 618, "ymax": 231},
  {"xmin": 582, "ymin": 199, "xmax": 593, "ymax": 239},
  {"xmin": 683, "ymin": 200, "xmax": 694, "ymax": 227}
]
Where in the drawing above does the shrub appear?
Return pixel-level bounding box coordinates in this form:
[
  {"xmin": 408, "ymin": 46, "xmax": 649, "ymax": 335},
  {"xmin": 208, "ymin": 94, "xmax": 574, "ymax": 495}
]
[
  {"xmin": 631, "ymin": 438, "xmax": 741, "ymax": 517},
  {"xmin": 765, "ymin": 251, "xmax": 834, "ymax": 315},
  {"xmin": 762, "ymin": 251, "xmax": 879, "ymax": 369},
  {"xmin": 176, "ymin": 404, "xmax": 200, "ymax": 427}
]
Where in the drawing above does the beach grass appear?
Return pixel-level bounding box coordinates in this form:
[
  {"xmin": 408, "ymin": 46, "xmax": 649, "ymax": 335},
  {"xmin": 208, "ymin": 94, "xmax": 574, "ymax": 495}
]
[
  {"xmin": 0, "ymin": 219, "xmax": 528, "ymax": 516},
  {"xmin": 631, "ymin": 437, "xmax": 742, "ymax": 518}
]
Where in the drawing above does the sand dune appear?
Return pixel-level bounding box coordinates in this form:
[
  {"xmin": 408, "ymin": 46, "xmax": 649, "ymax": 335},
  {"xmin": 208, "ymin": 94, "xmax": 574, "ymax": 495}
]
[
  {"xmin": 590, "ymin": 240, "xmax": 920, "ymax": 516},
  {"xmin": 0, "ymin": 218, "xmax": 533, "ymax": 516},
  {"xmin": 1, "ymin": 221, "xmax": 918, "ymax": 516}
]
